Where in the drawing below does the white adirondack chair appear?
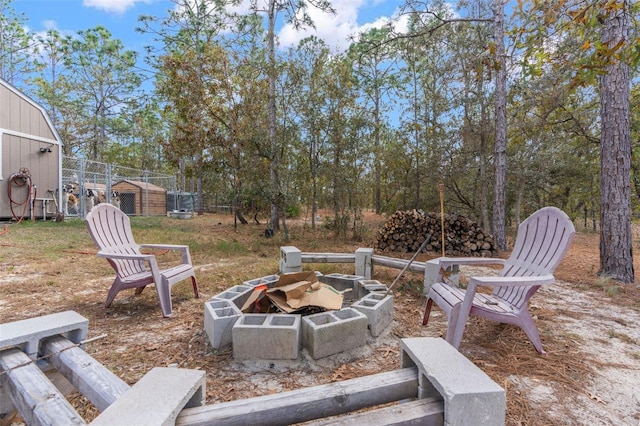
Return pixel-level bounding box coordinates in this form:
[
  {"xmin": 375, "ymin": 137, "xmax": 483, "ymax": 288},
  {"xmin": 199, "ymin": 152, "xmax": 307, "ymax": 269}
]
[
  {"xmin": 422, "ymin": 206, "xmax": 575, "ymax": 354},
  {"xmin": 86, "ymin": 203, "xmax": 199, "ymax": 317}
]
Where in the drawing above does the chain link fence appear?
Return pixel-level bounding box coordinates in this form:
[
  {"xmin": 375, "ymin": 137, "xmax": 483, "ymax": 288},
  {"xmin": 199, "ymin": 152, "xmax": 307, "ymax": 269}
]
[{"xmin": 61, "ymin": 156, "xmax": 179, "ymax": 218}]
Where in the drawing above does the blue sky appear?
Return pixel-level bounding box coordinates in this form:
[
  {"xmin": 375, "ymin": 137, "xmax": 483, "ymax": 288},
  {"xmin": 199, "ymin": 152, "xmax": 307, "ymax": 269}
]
[{"xmin": 13, "ymin": 0, "xmax": 404, "ymax": 57}]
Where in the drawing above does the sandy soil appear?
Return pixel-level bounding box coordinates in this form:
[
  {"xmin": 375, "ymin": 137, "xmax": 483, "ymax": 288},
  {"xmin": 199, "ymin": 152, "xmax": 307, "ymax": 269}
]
[
  {"xmin": 460, "ymin": 265, "xmax": 640, "ymax": 425},
  {"xmin": 1, "ymin": 212, "xmax": 639, "ymax": 425},
  {"xmin": 539, "ymin": 283, "xmax": 640, "ymax": 425}
]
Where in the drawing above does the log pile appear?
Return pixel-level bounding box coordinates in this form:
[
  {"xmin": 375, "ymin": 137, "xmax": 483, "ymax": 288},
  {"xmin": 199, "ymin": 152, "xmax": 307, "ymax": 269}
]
[{"xmin": 374, "ymin": 210, "xmax": 498, "ymax": 257}]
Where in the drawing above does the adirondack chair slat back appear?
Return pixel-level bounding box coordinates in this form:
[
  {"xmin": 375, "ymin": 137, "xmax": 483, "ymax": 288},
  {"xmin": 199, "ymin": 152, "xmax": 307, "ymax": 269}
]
[
  {"xmin": 494, "ymin": 207, "xmax": 575, "ymax": 308},
  {"xmin": 86, "ymin": 204, "xmax": 147, "ymax": 278}
]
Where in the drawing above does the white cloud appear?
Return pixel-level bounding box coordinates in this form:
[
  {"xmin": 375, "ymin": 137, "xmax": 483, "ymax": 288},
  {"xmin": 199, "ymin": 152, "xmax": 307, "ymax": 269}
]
[
  {"xmin": 276, "ymin": 0, "xmax": 404, "ymax": 53},
  {"xmin": 42, "ymin": 20, "xmax": 59, "ymax": 31},
  {"xmin": 25, "ymin": 22, "xmax": 74, "ymax": 67},
  {"xmin": 32, "ymin": 22, "xmax": 74, "ymax": 40},
  {"xmin": 83, "ymin": 0, "xmax": 150, "ymax": 14},
  {"xmin": 173, "ymin": 0, "xmax": 405, "ymax": 52}
]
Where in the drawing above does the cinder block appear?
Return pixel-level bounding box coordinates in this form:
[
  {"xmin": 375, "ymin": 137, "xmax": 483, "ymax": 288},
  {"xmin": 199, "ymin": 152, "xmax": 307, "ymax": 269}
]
[
  {"xmin": 352, "ymin": 292, "xmax": 393, "ymax": 337},
  {"xmin": 356, "ymin": 279, "xmax": 388, "ymax": 299},
  {"xmin": 91, "ymin": 367, "xmax": 205, "ymax": 426},
  {"xmin": 0, "ymin": 310, "xmax": 88, "ymax": 366},
  {"xmin": 302, "ymin": 308, "xmax": 368, "ymax": 359},
  {"xmin": 204, "ymin": 300, "xmax": 242, "ymax": 350},
  {"xmin": 232, "ymin": 314, "xmax": 301, "ymax": 360},
  {"xmin": 320, "ymin": 273, "xmax": 364, "ymax": 298},
  {"xmin": 211, "ymin": 285, "xmax": 253, "ymax": 309},
  {"xmin": 280, "ymin": 246, "xmax": 302, "ymax": 273},
  {"xmin": 401, "ymin": 337, "xmax": 505, "ymax": 426},
  {"xmin": 423, "ymin": 258, "xmax": 459, "ymax": 295},
  {"xmin": 363, "ymin": 282, "xmax": 388, "ymax": 293},
  {"xmin": 355, "ymin": 247, "xmax": 373, "ymax": 279},
  {"xmin": 243, "ymin": 274, "xmax": 280, "ymax": 288},
  {"xmin": 0, "ymin": 311, "xmax": 89, "ymax": 419}
]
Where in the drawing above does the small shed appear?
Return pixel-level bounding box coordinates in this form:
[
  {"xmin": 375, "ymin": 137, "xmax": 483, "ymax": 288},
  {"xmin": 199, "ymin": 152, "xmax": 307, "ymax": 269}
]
[
  {"xmin": 0, "ymin": 78, "xmax": 63, "ymax": 220},
  {"xmin": 112, "ymin": 180, "xmax": 167, "ymax": 216}
]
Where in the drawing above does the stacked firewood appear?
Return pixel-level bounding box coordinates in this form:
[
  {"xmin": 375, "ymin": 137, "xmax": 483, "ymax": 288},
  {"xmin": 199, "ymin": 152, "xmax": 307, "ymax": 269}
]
[{"xmin": 374, "ymin": 209, "xmax": 498, "ymax": 257}]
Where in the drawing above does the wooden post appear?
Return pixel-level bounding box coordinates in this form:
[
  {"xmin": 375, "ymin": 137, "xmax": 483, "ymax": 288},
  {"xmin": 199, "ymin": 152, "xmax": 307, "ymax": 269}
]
[
  {"xmin": 438, "ymin": 181, "xmax": 445, "ymax": 257},
  {"xmin": 42, "ymin": 336, "xmax": 131, "ymax": 412},
  {"xmin": 176, "ymin": 368, "xmax": 419, "ymax": 425},
  {"xmin": 0, "ymin": 348, "xmax": 86, "ymax": 425}
]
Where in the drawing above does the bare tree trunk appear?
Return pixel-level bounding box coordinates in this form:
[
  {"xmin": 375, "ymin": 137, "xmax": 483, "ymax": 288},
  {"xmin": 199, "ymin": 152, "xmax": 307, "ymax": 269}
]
[
  {"xmin": 311, "ymin": 136, "xmax": 318, "ymax": 230},
  {"xmin": 311, "ymin": 189, "xmax": 317, "ymax": 231},
  {"xmin": 267, "ymin": 0, "xmax": 279, "ymax": 232},
  {"xmin": 282, "ymin": 213, "xmax": 289, "ymax": 243},
  {"xmin": 591, "ymin": 173, "xmax": 598, "ymax": 232},
  {"xmin": 515, "ymin": 180, "xmax": 524, "ymax": 225},
  {"xmin": 235, "ymin": 210, "xmax": 248, "ymax": 225},
  {"xmin": 413, "ymin": 65, "xmax": 421, "ymax": 209},
  {"xmin": 374, "ymin": 90, "xmax": 381, "ymax": 214},
  {"xmin": 197, "ymin": 175, "xmax": 203, "ymax": 215},
  {"xmin": 492, "ymin": 0, "xmax": 507, "ymax": 250},
  {"xmin": 598, "ymin": 1, "xmax": 634, "ymax": 283},
  {"xmin": 478, "ymin": 74, "xmax": 490, "ymax": 231}
]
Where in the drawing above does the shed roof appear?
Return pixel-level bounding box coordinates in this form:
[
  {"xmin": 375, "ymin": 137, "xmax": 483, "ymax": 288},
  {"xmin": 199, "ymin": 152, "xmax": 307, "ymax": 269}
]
[
  {"xmin": 84, "ymin": 183, "xmax": 107, "ymax": 191},
  {"xmin": 113, "ymin": 179, "xmax": 166, "ymax": 192},
  {"xmin": 0, "ymin": 77, "xmax": 62, "ymax": 146}
]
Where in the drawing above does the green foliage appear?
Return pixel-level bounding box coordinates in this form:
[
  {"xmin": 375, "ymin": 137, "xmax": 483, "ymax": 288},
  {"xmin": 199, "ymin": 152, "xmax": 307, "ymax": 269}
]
[
  {"xmin": 63, "ymin": 26, "xmax": 142, "ymax": 161},
  {"xmin": 214, "ymin": 239, "xmax": 248, "ymax": 255},
  {"xmin": 129, "ymin": 216, "xmax": 167, "ymax": 230},
  {"xmin": 597, "ymin": 274, "xmax": 623, "ymax": 297},
  {"xmin": 0, "ymin": 0, "xmax": 36, "ymax": 85},
  {"xmin": 513, "ymin": 0, "xmax": 639, "ymax": 89},
  {"xmin": 347, "ymin": 25, "xmax": 401, "ymax": 215},
  {"xmin": 285, "ymin": 203, "xmax": 301, "ymax": 218},
  {"xmin": 4, "ymin": 0, "xmax": 639, "ymax": 260},
  {"xmin": 395, "ymin": 277, "xmax": 423, "ymax": 298}
]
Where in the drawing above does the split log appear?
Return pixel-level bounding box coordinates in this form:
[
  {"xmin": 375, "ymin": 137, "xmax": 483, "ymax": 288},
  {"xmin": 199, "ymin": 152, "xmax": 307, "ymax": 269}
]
[{"xmin": 374, "ymin": 210, "xmax": 498, "ymax": 257}]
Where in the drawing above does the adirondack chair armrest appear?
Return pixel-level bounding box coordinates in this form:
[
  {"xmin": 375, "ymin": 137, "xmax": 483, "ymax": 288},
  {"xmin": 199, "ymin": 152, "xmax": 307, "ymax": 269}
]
[
  {"xmin": 139, "ymin": 243, "xmax": 189, "ymax": 251},
  {"xmin": 438, "ymin": 257, "xmax": 505, "ymax": 270},
  {"xmin": 139, "ymin": 244, "xmax": 192, "ymax": 264},
  {"xmin": 97, "ymin": 251, "xmax": 162, "ymax": 277},
  {"xmin": 97, "ymin": 251, "xmax": 154, "ymax": 262},
  {"xmin": 469, "ymin": 274, "xmax": 556, "ymax": 288}
]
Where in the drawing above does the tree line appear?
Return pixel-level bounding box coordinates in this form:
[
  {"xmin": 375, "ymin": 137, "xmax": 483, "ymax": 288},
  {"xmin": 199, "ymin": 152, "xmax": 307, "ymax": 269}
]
[{"xmin": 1, "ymin": 0, "xmax": 638, "ymax": 282}]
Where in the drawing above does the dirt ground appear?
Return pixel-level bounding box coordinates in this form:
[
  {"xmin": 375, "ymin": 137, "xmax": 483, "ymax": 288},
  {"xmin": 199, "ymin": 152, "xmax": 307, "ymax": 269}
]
[{"xmin": 1, "ymin": 210, "xmax": 639, "ymax": 425}]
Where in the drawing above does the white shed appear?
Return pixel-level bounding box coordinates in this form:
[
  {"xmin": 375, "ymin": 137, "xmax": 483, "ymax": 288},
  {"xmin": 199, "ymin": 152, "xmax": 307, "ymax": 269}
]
[{"xmin": 0, "ymin": 78, "xmax": 63, "ymax": 220}]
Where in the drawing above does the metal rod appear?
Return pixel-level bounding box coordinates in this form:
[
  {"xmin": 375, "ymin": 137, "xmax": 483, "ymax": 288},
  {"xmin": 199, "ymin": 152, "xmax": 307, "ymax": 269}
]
[
  {"xmin": 384, "ymin": 237, "xmax": 431, "ymax": 297},
  {"xmin": 439, "ymin": 181, "xmax": 445, "ymax": 257}
]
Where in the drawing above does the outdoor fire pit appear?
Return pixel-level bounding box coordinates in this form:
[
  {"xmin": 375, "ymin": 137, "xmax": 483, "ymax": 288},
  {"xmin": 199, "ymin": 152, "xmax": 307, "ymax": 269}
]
[{"xmin": 204, "ymin": 272, "xmax": 394, "ymax": 361}]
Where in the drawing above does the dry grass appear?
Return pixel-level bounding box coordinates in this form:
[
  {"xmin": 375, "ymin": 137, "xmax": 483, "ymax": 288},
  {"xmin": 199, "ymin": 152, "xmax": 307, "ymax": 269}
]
[{"xmin": 1, "ymin": 212, "xmax": 639, "ymax": 425}]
